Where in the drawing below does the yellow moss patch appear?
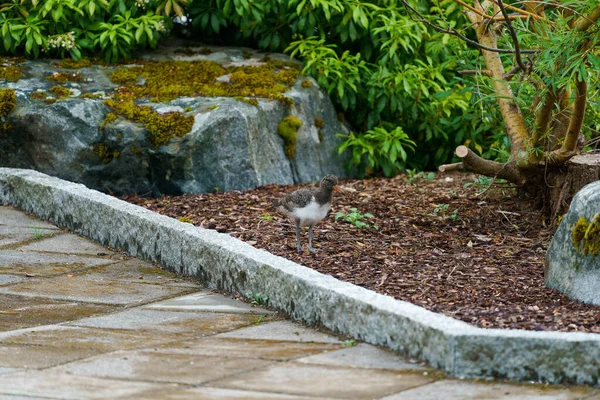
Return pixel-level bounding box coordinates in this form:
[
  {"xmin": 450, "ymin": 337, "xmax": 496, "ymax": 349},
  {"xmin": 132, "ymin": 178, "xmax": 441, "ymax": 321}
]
[
  {"xmin": 572, "ymin": 213, "xmax": 600, "ymax": 257},
  {"xmin": 104, "ymin": 99, "xmax": 194, "ymax": 147},
  {"xmin": 178, "ymin": 216, "xmax": 193, "ymax": 223},
  {"xmin": 301, "ymin": 79, "xmax": 312, "ymax": 88},
  {"xmin": 92, "ymin": 143, "xmax": 120, "ymax": 163},
  {"xmin": 108, "ymin": 60, "xmax": 299, "ymax": 103},
  {"xmin": 101, "ymin": 113, "xmax": 118, "ymax": 129},
  {"xmin": 131, "ymin": 145, "xmax": 143, "ymax": 156},
  {"xmin": 277, "ymin": 116, "xmax": 302, "ymax": 160},
  {"xmin": 30, "ymin": 91, "xmax": 47, "ymax": 100},
  {"xmin": 234, "ymin": 97, "xmax": 259, "ymax": 106},
  {"xmin": 48, "ymin": 71, "xmax": 83, "ymax": 83},
  {"xmin": 314, "ymin": 117, "xmax": 324, "ymax": 129},
  {"xmin": 81, "ymin": 92, "xmax": 103, "ymax": 99},
  {"xmin": 49, "ymin": 86, "xmax": 71, "ymax": 98},
  {"xmin": 0, "ymin": 65, "xmax": 23, "ymax": 81},
  {"xmin": 59, "ymin": 58, "xmax": 92, "ymax": 69},
  {"xmin": 0, "ymin": 89, "xmax": 17, "ymax": 118}
]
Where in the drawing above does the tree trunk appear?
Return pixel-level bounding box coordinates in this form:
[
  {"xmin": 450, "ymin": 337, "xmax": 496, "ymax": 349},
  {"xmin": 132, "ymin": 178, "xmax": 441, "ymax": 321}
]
[{"xmin": 526, "ymin": 153, "xmax": 600, "ymax": 222}]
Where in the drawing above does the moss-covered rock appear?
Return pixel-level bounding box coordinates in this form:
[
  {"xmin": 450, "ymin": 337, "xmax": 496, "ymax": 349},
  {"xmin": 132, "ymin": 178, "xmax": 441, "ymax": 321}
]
[
  {"xmin": 59, "ymin": 58, "xmax": 92, "ymax": 69},
  {"xmin": 572, "ymin": 213, "xmax": 600, "ymax": 257},
  {"xmin": 0, "ymin": 65, "xmax": 23, "ymax": 81},
  {"xmin": 0, "ymin": 89, "xmax": 17, "ymax": 118}
]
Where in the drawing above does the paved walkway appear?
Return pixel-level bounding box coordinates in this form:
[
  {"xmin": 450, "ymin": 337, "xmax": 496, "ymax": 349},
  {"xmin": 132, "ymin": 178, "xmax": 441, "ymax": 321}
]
[{"xmin": 0, "ymin": 205, "xmax": 598, "ymax": 400}]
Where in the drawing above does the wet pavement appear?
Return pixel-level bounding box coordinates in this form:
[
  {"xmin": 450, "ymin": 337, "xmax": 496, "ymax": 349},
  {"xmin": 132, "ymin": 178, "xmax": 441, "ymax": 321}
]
[{"xmin": 0, "ymin": 205, "xmax": 598, "ymax": 400}]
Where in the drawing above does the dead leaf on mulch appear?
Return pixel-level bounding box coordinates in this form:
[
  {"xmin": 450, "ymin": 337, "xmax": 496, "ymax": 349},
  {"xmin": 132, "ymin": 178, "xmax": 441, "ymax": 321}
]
[{"xmin": 121, "ymin": 172, "xmax": 600, "ymax": 333}]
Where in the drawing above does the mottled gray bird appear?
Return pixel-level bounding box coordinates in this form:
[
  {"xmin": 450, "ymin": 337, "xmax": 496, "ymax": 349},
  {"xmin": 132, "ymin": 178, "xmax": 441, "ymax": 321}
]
[{"xmin": 274, "ymin": 175, "xmax": 341, "ymax": 253}]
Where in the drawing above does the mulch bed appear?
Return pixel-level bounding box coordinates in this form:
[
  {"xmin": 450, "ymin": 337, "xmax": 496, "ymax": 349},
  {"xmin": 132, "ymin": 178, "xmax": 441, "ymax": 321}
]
[{"xmin": 122, "ymin": 173, "xmax": 600, "ymax": 333}]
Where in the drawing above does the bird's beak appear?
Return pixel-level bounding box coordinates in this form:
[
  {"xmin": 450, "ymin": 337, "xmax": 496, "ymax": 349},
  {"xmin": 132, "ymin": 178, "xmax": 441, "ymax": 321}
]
[{"xmin": 333, "ymin": 186, "xmax": 344, "ymax": 195}]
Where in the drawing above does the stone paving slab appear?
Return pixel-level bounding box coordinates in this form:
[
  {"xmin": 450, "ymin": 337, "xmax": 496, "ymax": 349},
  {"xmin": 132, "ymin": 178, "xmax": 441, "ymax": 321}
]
[
  {"xmin": 0, "ymin": 326, "xmax": 175, "ymax": 351},
  {"xmin": 296, "ymin": 343, "xmax": 428, "ymax": 371},
  {"xmin": 0, "ymin": 369, "xmax": 167, "ymax": 399},
  {"xmin": 0, "ymin": 274, "xmax": 194, "ymax": 305},
  {"xmin": 0, "ymin": 274, "xmax": 25, "ymax": 285},
  {"xmin": 0, "ymin": 367, "xmax": 20, "ymax": 375},
  {"xmin": 20, "ymin": 233, "xmax": 114, "ymax": 256},
  {"xmin": 56, "ymin": 350, "xmax": 275, "ymax": 385},
  {"xmin": 146, "ymin": 291, "xmax": 274, "ymax": 314},
  {"xmin": 0, "ymin": 206, "xmax": 59, "ymax": 230},
  {"xmin": 67, "ymin": 308, "xmax": 259, "ymax": 335},
  {"xmin": 0, "ymin": 344, "xmax": 102, "ymax": 369},
  {"xmin": 154, "ymin": 336, "xmax": 343, "ymax": 361},
  {"xmin": 130, "ymin": 386, "xmax": 337, "ymax": 400},
  {"xmin": 0, "ymin": 295, "xmax": 117, "ymax": 332},
  {"xmin": 82, "ymin": 258, "xmax": 199, "ymax": 286},
  {"xmin": 216, "ymin": 320, "xmax": 342, "ymax": 343},
  {"xmin": 379, "ymin": 380, "xmax": 600, "ymax": 400},
  {"xmin": 0, "ymin": 250, "xmax": 114, "ymax": 276},
  {"xmin": 0, "ymin": 228, "xmax": 58, "ymax": 248},
  {"xmin": 212, "ymin": 363, "xmax": 436, "ymax": 399}
]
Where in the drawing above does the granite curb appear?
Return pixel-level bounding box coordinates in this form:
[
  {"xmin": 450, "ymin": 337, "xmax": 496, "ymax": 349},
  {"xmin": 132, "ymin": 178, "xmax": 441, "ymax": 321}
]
[{"xmin": 1, "ymin": 168, "xmax": 598, "ymax": 386}]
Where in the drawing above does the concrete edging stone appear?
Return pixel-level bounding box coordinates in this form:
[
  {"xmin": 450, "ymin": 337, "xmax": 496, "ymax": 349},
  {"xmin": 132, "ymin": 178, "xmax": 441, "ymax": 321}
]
[{"xmin": 0, "ymin": 168, "xmax": 598, "ymax": 386}]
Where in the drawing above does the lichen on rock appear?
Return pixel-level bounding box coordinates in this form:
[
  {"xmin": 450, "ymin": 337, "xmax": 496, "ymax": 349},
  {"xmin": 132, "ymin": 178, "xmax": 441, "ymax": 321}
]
[{"xmin": 277, "ymin": 116, "xmax": 302, "ymax": 160}]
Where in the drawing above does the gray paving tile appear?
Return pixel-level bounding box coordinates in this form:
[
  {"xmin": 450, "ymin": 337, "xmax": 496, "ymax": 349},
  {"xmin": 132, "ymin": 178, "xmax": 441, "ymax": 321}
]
[
  {"xmin": 216, "ymin": 320, "xmax": 341, "ymax": 343},
  {"xmin": 131, "ymin": 386, "xmax": 337, "ymax": 400},
  {"xmin": 57, "ymin": 349, "xmax": 273, "ymax": 385},
  {"xmin": 0, "ymin": 326, "xmax": 173, "ymax": 351},
  {"xmin": 0, "ymin": 344, "xmax": 102, "ymax": 369},
  {"xmin": 146, "ymin": 291, "xmax": 273, "ymax": 314},
  {"xmin": 0, "ymin": 229, "xmax": 57, "ymax": 248},
  {"xmin": 0, "ymin": 274, "xmax": 193, "ymax": 305},
  {"xmin": 0, "ymin": 369, "xmax": 166, "ymax": 399},
  {"xmin": 378, "ymin": 380, "xmax": 600, "ymax": 400},
  {"xmin": 296, "ymin": 343, "xmax": 427, "ymax": 371},
  {"xmin": 0, "ymin": 250, "xmax": 114, "ymax": 276},
  {"xmin": 0, "ymin": 367, "xmax": 21, "ymax": 375},
  {"xmin": 0, "ymin": 295, "xmax": 117, "ymax": 332},
  {"xmin": 82, "ymin": 258, "xmax": 198, "ymax": 286},
  {"xmin": 213, "ymin": 363, "xmax": 434, "ymax": 399},
  {"xmin": 0, "ymin": 274, "xmax": 25, "ymax": 285},
  {"xmin": 67, "ymin": 308, "xmax": 258, "ymax": 335},
  {"xmin": 0, "ymin": 207, "xmax": 59, "ymax": 230},
  {"xmin": 155, "ymin": 336, "xmax": 342, "ymax": 360},
  {"xmin": 19, "ymin": 233, "xmax": 114, "ymax": 256}
]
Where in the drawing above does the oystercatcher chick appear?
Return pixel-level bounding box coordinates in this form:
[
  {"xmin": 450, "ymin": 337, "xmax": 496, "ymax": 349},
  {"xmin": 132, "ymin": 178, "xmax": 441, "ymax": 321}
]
[{"xmin": 274, "ymin": 175, "xmax": 341, "ymax": 253}]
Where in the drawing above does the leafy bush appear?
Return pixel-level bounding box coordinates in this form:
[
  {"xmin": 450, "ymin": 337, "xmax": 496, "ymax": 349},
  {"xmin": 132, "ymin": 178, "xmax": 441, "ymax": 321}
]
[{"xmin": 0, "ymin": 0, "xmax": 170, "ymax": 61}]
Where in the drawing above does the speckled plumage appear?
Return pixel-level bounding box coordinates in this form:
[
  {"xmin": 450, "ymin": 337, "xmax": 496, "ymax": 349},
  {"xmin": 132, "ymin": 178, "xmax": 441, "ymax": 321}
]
[{"xmin": 274, "ymin": 175, "xmax": 340, "ymax": 252}]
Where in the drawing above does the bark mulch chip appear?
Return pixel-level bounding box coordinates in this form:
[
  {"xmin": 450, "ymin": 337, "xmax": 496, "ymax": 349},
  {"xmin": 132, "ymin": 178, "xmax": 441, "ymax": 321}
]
[{"xmin": 121, "ymin": 173, "xmax": 600, "ymax": 333}]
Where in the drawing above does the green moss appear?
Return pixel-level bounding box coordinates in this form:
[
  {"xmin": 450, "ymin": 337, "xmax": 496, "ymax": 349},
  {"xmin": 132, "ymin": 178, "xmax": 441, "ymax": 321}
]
[
  {"xmin": 49, "ymin": 86, "xmax": 71, "ymax": 98},
  {"xmin": 104, "ymin": 99, "xmax": 194, "ymax": 147},
  {"xmin": 184, "ymin": 106, "xmax": 193, "ymax": 112},
  {"xmin": 178, "ymin": 216, "xmax": 193, "ymax": 223},
  {"xmin": 277, "ymin": 116, "xmax": 302, "ymax": 160},
  {"xmin": 101, "ymin": 113, "xmax": 118, "ymax": 129},
  {"xmin": 131, "ymin": 145, "xmax": 143, "ymax": 156},
  {"xmin": 0, "ymin": 65, "xmax": 23, "ymax": 81},
  {"xmin": 199, "ymin": 47, "xmax": 213, "ymax": 55},
  {"xmin": 110, "ymin": 68, "xmax": 140, "ymax": 85},
  {"xmin": 572, "ymin": 213, "xmax": 600, "ymax": 258},
  {"xmin": 301, "ymin": 79, "xmax": 312, "ymax": 88},
  {"xmin": 0, "ymin": 89, "xmax": 17, "ymax": 118},
  {"xmin": 92, "ymin": 143, "xmax": 120, "ymax": 163},
  {"xmin": 242, "ymin": 50, "xmax": 253, "ymax": 59},
  {"xmin": 59, "ymin": 58, "xmax": 92, "ymax": 69},
  {"xmin": 47, "ymin": 71, "xmax": 83, "ymax": 83},
  {"xmin": 108, "ymin": 59, "xmax": 299, "ymax": 104},
  {"xmin": 81, "ymin": 92, "xmax": 103, "ymax": 99},
  {"xmin": 315, "ymin": 117, "xmax": 324, "ymax": 128},
  {"xmin": 234, "ymin": 97, "xmax": 259, "ymax": 106},
  {"xmin": 318, "ymin": 132, "xmax": 324, "ymax": 142},
  {"xmin": 30, "ymin": 91, "xmax": 47, "ymax": 100}
]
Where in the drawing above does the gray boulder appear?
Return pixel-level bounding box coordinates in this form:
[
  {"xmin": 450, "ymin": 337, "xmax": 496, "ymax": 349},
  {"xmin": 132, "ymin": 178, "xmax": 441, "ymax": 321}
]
[
  {"xmin": 0, "ymin": 45, "xmax": 352, "ymax": 195},
  {"xmin": 545, "ymin": 180, "xmax": 600, "ymax": 305}
]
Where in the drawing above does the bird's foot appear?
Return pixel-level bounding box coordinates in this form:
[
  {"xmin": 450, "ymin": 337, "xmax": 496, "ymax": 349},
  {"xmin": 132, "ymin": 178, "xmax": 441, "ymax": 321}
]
[
  {"xmin": 297, "ymin": 245, "xmax": 303, "ymax": 253},
  {"xmin": 307, "ymin": 245, "xmax": 317, "ymax": 253}
]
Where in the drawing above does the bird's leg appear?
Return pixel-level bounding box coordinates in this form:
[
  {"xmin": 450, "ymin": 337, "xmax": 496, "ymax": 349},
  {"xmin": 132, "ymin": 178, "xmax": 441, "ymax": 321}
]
[
  {"xmin": 295, "ymin": 221, "xmax": 302, "ymax": 253},
  {"xmin": 308, "ymin": 225, "xmax": 317, "ymax": 252}
]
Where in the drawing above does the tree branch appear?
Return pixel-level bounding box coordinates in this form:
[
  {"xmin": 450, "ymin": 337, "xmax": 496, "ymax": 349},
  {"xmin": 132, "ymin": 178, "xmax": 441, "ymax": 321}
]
[
  {"xmin": 575, "ymin": 5, "xmax": 600, "ymax": 31},
  {"xmin": 459, "ymin": 69, "xmax": 492, "ymax": 76},
  {"xmin": 455, "ymin": 146, "xmax": 525, "ymax": 184},
  {"xmin": 438, "ymin": 162, "xmax": 464, "ymax": 172},
  {"xmin": 496, "ymin": 0, "xmax": 528, "ymax": 72}
]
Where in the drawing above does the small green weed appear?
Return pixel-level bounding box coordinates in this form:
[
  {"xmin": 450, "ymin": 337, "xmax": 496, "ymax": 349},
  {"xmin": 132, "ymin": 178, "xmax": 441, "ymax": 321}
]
[
  {"xmin": 343, "ymin": 339, "xmax": 357, "ymax": 347},
  {"xmin": 250, "ymin": 293, "xmax": 269, "ymax": 306},
  {"xmin": 259, "ymin": 213, "xmax": 274, "ymax": 221},
  {"xmin": 335, "ymin": 208, "xmax": 378, "ymax": 230},
  {"xmin": 463, "ymin": 176, "xmax": 494, "ymax": 194},
  {"xmin": 31, "ymin": 228, "xmax": 45, "ymax": 239},
  {"xmin": 407, "ymin": 170, "xmax": 435, "ymax": 186},
  {"xmin": 433, "ymin": 204, "xmax": 459, "ymax": 221}
]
